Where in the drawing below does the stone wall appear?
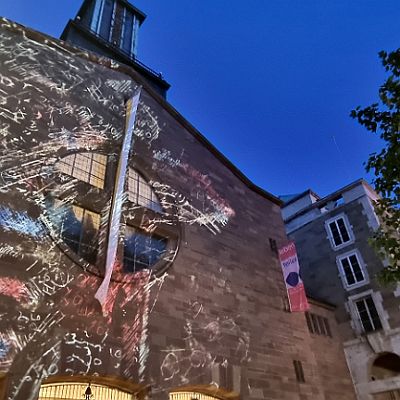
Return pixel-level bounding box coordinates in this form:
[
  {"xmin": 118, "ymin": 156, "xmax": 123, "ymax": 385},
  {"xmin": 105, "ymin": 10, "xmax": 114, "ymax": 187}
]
[{"xmin": 0, "ymin": 18, "xmax": 356, "ymax": 400}]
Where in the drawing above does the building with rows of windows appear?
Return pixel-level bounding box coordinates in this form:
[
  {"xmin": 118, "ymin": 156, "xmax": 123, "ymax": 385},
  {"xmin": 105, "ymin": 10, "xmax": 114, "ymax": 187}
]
[
  {"xmin": 282, "ymin": 179, "xmax": 400, "ymax": 400},
  {"xmin": 0, "ymin": 1, "xmax": 358, "ymax": 399}
]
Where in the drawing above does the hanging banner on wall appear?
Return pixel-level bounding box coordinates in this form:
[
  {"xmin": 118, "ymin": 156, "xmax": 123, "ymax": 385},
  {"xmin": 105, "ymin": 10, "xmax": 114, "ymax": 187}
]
[
  {"xmin": 278, "ymin": 241, "xmax": 309, "ymax": 312},
  {"xmin": 95, "ymin": 90, "xmax": 141, "ymax": 312}
]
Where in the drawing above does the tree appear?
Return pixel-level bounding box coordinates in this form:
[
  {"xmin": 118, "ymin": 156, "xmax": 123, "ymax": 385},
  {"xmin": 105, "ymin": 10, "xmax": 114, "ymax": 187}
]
[{"xmin": 351, "ymin": 49, "xmax": 400, "ymax": 285}]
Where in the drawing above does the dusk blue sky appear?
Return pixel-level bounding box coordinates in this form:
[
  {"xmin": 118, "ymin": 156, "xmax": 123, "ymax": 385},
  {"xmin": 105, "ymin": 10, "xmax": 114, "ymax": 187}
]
[{"xmin": 0, "ymin": 1, "xmax": 397, "ymax": 198}]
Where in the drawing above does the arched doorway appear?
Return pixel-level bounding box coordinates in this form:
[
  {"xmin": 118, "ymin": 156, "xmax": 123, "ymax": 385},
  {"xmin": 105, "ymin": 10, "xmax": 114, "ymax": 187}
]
[
  {"xmin": 170, "ymin": 387, "xmax": 238, "ymax": 400},
  {"xmin": 39, "ymin": 382, "xmax": 135, "ymax": 400},
  {"xmin": 371, "ymin": 353, "xmax": 400, "ymax": 381},
  {"xmin": 170, "ymin": 392, "xmax": 222, "ymax": 400},
  {"xmin": 38, "ymin": 376, "xmax": 144, "ymax": 400}
]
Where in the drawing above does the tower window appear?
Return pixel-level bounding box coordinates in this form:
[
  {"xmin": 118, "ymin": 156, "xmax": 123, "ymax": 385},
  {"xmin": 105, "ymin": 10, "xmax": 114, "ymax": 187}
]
[
  {"xmin": 90, "ymin": 0, "xmax": 140, "ymax": 58},
  {"xmin": 99, "ymin": 0, "xmax": 115, "ymax": 41}
]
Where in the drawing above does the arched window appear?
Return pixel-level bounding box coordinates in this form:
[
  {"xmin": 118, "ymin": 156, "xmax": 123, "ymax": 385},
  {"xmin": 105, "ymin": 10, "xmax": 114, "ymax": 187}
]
[
  {"xmin": 48, "ymin": 157, "xmax": 174, "ymax": 275},
  {"xmin": 51, "ymin": 201, "xmax": 101, "ymax": 265},
  {"xmin": 127, "ymin": 168, "xmax": 162, "ymax": 213},
  {"xmin": 124, "ymin": 225, "xmax": 167, "ymax": 272},
  {"xmin": 57, "ymin": 152, "xmax": 107, "ymax": 189},
  {"xmin": 371, "ymin": 352, "xmax": 400, "ymax": 381}
]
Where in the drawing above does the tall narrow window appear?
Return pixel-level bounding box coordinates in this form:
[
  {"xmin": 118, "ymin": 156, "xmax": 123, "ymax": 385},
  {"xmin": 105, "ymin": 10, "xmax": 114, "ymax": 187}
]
[
  {"xmin": 293, "ymin": 360, "xmax": 305, "ymax": 383},
  {"xmin": 99, "ymin": 0, "xmax": 115, "ymax": 40},
  {"xmin": 338, "ymin": 252, "xmax": 367, "ymax": 288},
  {"xmin": 325, "ymin": 214, "xmax": 353, "ymax": 249},
  {"xmin": 355, "ymin": 296, "xmax": 382, "ymax": 333},
  {"xmin": 121, "ymin": 9, "xmax": 134, "ymax": 55}
]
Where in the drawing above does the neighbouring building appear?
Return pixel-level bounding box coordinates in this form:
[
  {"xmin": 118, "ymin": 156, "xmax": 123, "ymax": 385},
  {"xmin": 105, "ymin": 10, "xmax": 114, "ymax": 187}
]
[
  {"xmin": 0, "ymin": 1, "xmax": 356, "ymax": 399},
  {"xmin": 282, "ymin": 179, "xmax": 400, "ymax": 400}
]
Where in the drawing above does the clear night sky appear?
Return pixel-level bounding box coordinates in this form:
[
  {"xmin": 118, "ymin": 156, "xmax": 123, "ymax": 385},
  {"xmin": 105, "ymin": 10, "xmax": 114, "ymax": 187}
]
[{"xmin": 0, "ymin": 1, "xmax": 397, "ymax": 198}]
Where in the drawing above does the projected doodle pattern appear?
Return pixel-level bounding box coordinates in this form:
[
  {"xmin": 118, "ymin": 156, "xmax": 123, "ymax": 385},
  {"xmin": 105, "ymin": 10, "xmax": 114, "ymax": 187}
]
[{"xmin": 0, "ymin": 18, "xmax": 239, "ymax": 400}]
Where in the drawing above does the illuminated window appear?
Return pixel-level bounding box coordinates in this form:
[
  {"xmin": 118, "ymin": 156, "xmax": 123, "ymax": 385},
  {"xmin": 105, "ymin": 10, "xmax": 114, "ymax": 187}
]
[
  {"xmin": 57, "ymin": 153, "xmax": 107, "ymax": 189},
  {"xmin": 124, "ymin": 225, "xmax": 167, "ymax": 273},
  {"xmin": 170, "ymin": 392, "xmax": 222, "ymax": 400},
  {"xmin": 127, "ymin": 168, "xmax": 162, "ymax": 212},
  {"xmin": 52, "ymin": 202, "xmax": 100, "ymax": 265},
  {"xmin": 39, "ymin": 382, "xmax": 135, "ymax": 400}
]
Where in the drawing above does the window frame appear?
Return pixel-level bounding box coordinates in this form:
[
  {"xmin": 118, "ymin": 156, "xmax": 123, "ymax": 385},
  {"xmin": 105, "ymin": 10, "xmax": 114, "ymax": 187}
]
[
  {"xmin": 126, "ymin": 168, "xmax": 163, "ymax": 213},
  {"xmin": 336, "ymin": 249, "xmax": 369, "ymax": 290},
  {"xmin": 348, "ymin": 290, "xmax": 388, "ymax": 335},
  {"xmin": 325, "ymin": 213, "xmax": 354, "ymax": 250},
  {"xmin": 123, "ymin": 224, "xmax": 168, "ymax": 274},
  {"xmin": 56, "ymin": 152, "xmax": 108, "ymax": 189},
  {"xmin": 355, "ymin": 296, "xmax": 382, "ymax": 333}
]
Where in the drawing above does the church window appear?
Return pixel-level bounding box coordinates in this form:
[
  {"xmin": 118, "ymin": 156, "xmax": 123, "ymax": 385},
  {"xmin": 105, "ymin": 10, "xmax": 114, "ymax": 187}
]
[
  {"xmin": 123, "ymin": 226, "xmax": 167, "ymax": 273},
  {"xmin": 54, "ymin": 202, "xmax": 101, "ymax": 265},
  {"xmin": 57, "ymin": 152, "xmax": 107, "ymax": 189},
  {"xmin": 127, "ymin": 168, "xmax": 162, "ymax": 213}
]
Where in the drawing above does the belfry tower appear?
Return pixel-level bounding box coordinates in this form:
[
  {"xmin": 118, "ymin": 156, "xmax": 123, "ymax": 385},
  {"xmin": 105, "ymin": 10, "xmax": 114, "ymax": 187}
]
[{"xmin": 61, "ymin": 0, "xmax": 170, "ymax": 97}]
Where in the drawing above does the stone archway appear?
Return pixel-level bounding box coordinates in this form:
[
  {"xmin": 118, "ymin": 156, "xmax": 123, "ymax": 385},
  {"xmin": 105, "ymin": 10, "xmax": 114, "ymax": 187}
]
[
  {"xmin": 38, "ymin": 376, "xmax": 145, "ymax": 400},
  {"xmin": 371, "ymin": 353, "xmax": 400, "ymax": 381},
  {"xmin": 169, "ymin": 386, "xmax": 239, "ymax": 400}
]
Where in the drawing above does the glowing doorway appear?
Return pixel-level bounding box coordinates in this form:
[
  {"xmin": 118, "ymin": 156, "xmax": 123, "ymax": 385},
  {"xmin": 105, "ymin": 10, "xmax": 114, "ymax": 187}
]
[{"xmin": 38, "ymin": 382, "xmax": 135, "ymax": 400}]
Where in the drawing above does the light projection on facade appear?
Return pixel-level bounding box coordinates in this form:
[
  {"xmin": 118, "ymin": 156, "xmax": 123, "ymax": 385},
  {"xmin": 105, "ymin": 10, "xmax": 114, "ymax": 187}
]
[{"xmin": 0, "ymin": 17, "xmax": 237, "ymax": 400}]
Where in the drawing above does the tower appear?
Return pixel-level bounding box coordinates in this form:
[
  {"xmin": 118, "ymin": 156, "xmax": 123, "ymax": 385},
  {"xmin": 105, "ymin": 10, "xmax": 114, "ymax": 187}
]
[{"xmin": 61, "ymin": 0, "xmax": 170, "ymax": 97}]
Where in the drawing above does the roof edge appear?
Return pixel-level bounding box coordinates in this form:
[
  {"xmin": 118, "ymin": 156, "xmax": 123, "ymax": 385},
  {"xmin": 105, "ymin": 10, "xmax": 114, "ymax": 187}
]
[
  {"xmin": 284, "ymin": 178, "xmax": 376, "ymax": 224},
  {"xmin": 0, "ymin": 17, "xmax": 282, "ymax": 206}
]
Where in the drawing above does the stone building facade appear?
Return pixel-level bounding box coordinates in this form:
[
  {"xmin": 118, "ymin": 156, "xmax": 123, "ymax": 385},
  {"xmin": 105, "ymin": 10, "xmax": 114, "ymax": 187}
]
[
  {"xmin": 0, "ymin": 2, "xmax": 356, "ymax": 399},
  {"xmin": 283, "ymin": 179, "xmax": 400, "ymax": 400}
]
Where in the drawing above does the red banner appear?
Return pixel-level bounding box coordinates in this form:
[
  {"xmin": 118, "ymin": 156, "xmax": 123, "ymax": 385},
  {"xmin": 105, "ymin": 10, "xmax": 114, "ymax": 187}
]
[{"xmin": 278, "ymin": 241, "xmax": 309, "ymax": 312}]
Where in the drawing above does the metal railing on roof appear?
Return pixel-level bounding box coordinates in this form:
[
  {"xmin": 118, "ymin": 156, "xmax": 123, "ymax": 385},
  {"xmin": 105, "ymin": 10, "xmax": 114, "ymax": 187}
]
[{"xmin": 74, "ymin": 21, "xmax": 164, "ymax": 80}]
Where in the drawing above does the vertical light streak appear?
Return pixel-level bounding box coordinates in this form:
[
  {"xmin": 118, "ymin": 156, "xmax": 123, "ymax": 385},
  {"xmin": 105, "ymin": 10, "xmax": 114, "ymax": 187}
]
[{"xmin": 94, "ymin": 90, "xmax": 141, "ymax": 311}]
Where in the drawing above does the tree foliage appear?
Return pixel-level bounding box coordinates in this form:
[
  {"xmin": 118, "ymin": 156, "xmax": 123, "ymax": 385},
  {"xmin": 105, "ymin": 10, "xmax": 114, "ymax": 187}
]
[{"xmin": 351, "ymin": 49, "xmax": 400, "ymax": 285}]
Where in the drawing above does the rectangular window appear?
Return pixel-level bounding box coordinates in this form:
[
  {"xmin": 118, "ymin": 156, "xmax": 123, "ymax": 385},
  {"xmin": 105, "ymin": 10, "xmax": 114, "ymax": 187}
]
[
  {"xmin": 338, "ymin": 252, "xmax": 366, "ymax": 288},
  {"xmin": 99, "ymin": 0, "xmax": 115, "ymax": 40},
  {"xmin": 293, "ymin": 360, "xmax": 305, "ymax": 383},
  {"xmin": 323, "ymin": 317, "xmax": 332, "ymax": 337},
  {"xmin": 121, "ymin": 8, "xmax": 134, "ymax": 55},
  {"xmin": 355, "ymin": 296, "xmax": 382, "ymax": 333},
  {"xmin": 326, "ymin": 215, "xmax": 352, "ymax": 249},
  {"xmin": 305, "ymin": 312, "xmax": 314, "ymax": 334},
  {"xmin": 311, "ymin": 313, "xmax": 321, "ymax": 334},
  {"xmin": 305, "ymin": 312, "xmax": 332, "ymax": 337},
  {"xmin": 269, "ymin": 238, "xmax": 278, "ymax": 256}
]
